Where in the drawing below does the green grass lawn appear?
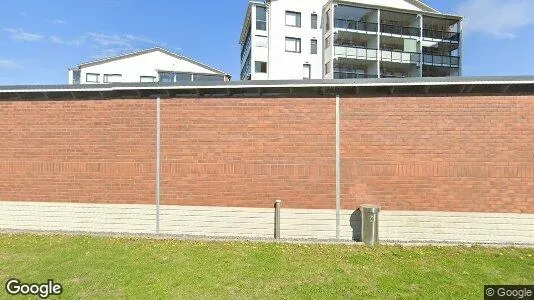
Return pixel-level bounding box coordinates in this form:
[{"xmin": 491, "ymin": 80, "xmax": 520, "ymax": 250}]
[{"xmin": 0, "ymin": 234, "xmax": 532, "ymax": 299}]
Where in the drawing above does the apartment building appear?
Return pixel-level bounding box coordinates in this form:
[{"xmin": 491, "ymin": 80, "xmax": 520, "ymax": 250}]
[
  {"xmin": 68, "ymin": 47, "xmax": 230, "ymax": 84},
  {"xmin": 240, "ymin": 0, "xmax": 462, "ymax": 80},
  {"xmin": 240, "ymin": 0, "xmax": 324, "ymax": 80}
]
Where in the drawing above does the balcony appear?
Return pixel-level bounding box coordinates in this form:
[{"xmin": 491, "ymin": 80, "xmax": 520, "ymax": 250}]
[
  {"xmin": 334, "ymin": 72, "xmax": 378, "ymax": 79},
  {"xmin": 380, "ymin": 24, "xmax": 420, "ymax": 37},
  {"xmin": 423, "ymin": 29, "xmax": 460, "ymax": 42},
  {"xmin": 381, "ymin": 74, "xmax": 407, "ymax": 78},
  {"xmin": 381, "ymin": 50, "xmax": 420, "ymax": 64},
  {"xmin": 422, "ymin": 54, "xmax": 460, "ymax": 67},
  {"xmin": 334, "ymin": 46, "xmax": 378, "ymax": 60},
  {"xmin": 334, "ymin": 18, "xmax": 378, "ymax": 32}
]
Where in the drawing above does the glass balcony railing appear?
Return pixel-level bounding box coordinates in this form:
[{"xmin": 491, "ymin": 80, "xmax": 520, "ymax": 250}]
[
  {"xmin": 334, "ymin": 18, "xmax": 379, "ymax": 32},
  {"xmin": 380, "ymin": 24, "xmax": 420, "ymax": 37},
  {"xmin": 334, "ymin": 46, "xmax": 421, "ymax": 65},
  {"xmin": 381, "ymin": 74, "xmax": 407, "ymax": 78},
  {"xmin": 334, "ymin": 46, "xmax": 378, "ymax": 60},
  {"xmin": 381, "ymin": 50, "xmax": 420, "ymax": 64},
  {"xmin": 334, "ymin": 72, "xmax": 378, "ymax": 79},
  {"xmin": 422, "ymin": 54, "xmax": 460, "ymax": 67},
  {"xmin": 423, "ymin": 29, "xmax": 460, "ymax": 42}
]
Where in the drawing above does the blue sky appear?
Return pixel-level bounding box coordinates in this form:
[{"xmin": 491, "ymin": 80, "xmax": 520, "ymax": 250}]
[{"xmin": 0, "ymin": 0, "xmax": 533, "ymax": 85}]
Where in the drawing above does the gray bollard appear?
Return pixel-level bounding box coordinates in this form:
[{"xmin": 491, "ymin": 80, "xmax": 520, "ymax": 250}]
[{"xmin": 274, "ymin": 200, "xmax": 282, "ymax": 239}]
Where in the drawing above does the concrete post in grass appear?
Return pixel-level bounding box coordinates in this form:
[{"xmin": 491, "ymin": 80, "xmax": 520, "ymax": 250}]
[{"xmin": 274, "ymin": 200, "xmax": 282, "ymax": 239}]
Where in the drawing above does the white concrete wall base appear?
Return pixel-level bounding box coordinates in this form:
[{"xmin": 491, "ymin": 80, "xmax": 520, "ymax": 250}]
[{"xmin": 0, "ymin": 201, "xmax": 532, "ymax": 244}]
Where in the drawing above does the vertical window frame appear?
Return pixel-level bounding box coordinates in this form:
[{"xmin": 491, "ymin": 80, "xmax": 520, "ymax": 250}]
[
  {"xmin": 311, "ymin": 39, "xmax": 318, "ymax": 54},
  {"xmin": 256, "ymin": 6, "xmax": 267, "ymax": 31},
  {"xmin": 311, "ymin": 13, "xmax": 318, "ymax": 29}
]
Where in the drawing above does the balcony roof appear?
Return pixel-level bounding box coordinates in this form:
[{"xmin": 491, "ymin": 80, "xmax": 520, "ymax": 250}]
[
  {"xmin": 333, "ymin": 0, "xmax": 462, "ymax": 20},
  {"xmin": 1, "ymin": 76, "xmax": 533, "ymax": 100}
]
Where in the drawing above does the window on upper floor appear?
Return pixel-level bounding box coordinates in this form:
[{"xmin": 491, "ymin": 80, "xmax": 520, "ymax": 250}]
[
  {"xmin": 72, "ymin": 71, "xmax": 81, "ymax": 84},
  {"xmin": 103, "ymin": 74, "xmax": 122, "ymax": 83},
  {"xmin": 256, "ymin": 6, "xmax": 267, "ymax": 30},
  {"xmin": 311, "ymin": 14, "xmax": 318, "ymax": 29},
  {"xmin": 159, "ymin": 72, "xmax": 175, "ymax": 83},
  {"xmin": 255, "ymin": 61, "xmax": 267, "ymax": 73},
  {"xmin": 311, "ymin": 39, "xmax": 318, "ymax": 54},
  {"xmin": 285, "ymin": 37, "xmax": 301, "ymax": 53},
  {"xmin": 193, "ymin": 74, "xmax": 225, "ymax": 82},
  {"xmin": 255, "ymin": 35, "xmax": 268, "ymax": 47},
  {"xmin": 86, "ymin": 73, "xmax": 99, "ymax": 83},
  {"xmin": 285, "ymin": 11, "xmax": 301, "ymax": 27},
  {"xmin": 140, "ymin": 76, "xmax": 156, "ymax": 83},
  {"xmin": 175, "ymin": 73, "xmax": 193, "ymax": 82}
]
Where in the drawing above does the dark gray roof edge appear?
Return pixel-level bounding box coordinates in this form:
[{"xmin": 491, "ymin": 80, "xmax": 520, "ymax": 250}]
[{"xmin": 1, "ymin": 76, "xmax": 534, "ymax": 93}]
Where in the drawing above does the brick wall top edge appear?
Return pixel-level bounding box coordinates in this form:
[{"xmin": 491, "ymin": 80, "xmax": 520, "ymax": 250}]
[
  {"xmin": 0, "ymin": 82, "xmax": 533, "ymax": 101},
  {"xmin": 1, "ymin": 92, "xmax": 534, "ymax": 103}
]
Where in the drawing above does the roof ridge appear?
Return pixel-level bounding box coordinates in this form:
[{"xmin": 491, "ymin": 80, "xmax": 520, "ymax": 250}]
[
  {"xmin": 71, "ymin": 47, "xmax": 229, "ymax": 76},
  {"xmin": 407, "ymin": 0, "xmax": 439, "ymax": 13}
]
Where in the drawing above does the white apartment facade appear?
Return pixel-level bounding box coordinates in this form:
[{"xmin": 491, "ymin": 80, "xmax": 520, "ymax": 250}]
[
  {"xmin": 240, "ymin": 0, "xmax": 324, "ymax": 80},
  {"xmin": 68, "ymin": 48, "xmax": 230, "ymax": 84},
  {"xmin": 240, "ymin": 0, "xmax": 462, "ymax": 80}
]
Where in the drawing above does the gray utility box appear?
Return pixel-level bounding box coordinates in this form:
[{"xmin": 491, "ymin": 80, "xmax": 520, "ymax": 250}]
[{"xmin": 360, "ymin": 204, "xmax": 381, "ymax": 245}]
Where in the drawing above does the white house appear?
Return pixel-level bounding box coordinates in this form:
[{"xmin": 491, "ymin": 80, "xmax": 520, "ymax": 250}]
[
  {"xmin": 68, "ymin": 47, "xmax": 231, "ymax": 84},
  {"xmin": 240, "ymin": 0, "xmax": 462, "ymax": 80}
]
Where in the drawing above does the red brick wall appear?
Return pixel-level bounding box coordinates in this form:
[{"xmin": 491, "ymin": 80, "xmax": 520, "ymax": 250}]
[
  {"xmin": 341, "ymin": 95, "xmax": 534, "ymax": 213},
  {"xmin": 160, "ymin": 98, "xmax": 336, "ymax": 209},
  {"xmin": 1, "ymin": 95, "xmax": 533, "ymax": 213},
  {"xmin": 0, "ymin": 100, "xmax": 156, "ymax": 204}
]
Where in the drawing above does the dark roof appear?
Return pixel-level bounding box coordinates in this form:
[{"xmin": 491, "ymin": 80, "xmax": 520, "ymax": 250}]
[{"xmin": 0, "ymin": 76, "xmax": 533, "ymax": 100}]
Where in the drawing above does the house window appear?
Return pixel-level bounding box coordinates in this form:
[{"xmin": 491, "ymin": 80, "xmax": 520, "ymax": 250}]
[
  {"xmin": 256, "ymin": 6, "xmax": 267, "ymax": 30},
  {"xmin": 303, "ymin": 64, "xmax": 311, "ymax": 79},
  {"xmin": 311, "ymin": 39, "xmax": 318, "ymax": 54},
  {"xmin": 285, "ymin": 11, "xmax": 301, "ymax": 27},
  {"xmin": 255, "ymin": 61, "xmax": 267, "ymax": 73},
  {"xmin": 311, "ymin": 14, "xmax": 318, "ymax": 29},
  {"xmin": 255, "ymin": 35, "xmax": 268, "ymax": 48},
  {"xmin": 193, "ymin": 74, "xmax": 225, "ymax": 82},
  {"xmin": 72, "ymin": 71, "xmax": 81, "ymax": 84},
  {"xmin": 285, "ymin": 37, "xmax": 301, "ymax": 53},
  {"xmin": 103, "ymin": 74, "xmax": 122, "ymax": 83},
  {"xmin": 176, "ymin": 73, "xmax": 193, "ymax": 82},
  {"xmin": 86, "ymin": 73, "xmax": 99, "ymax": 83},
  {"xmin": 140, "ymin": 76, "xmax": 156, "ymax": 83},
  {"xmin": 159, "ymin": 72, "xmax": 175, "ymax": 82},
  {"xmin": 324, "ymin": 35, "xmax": 330, "ymax": 49}
]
